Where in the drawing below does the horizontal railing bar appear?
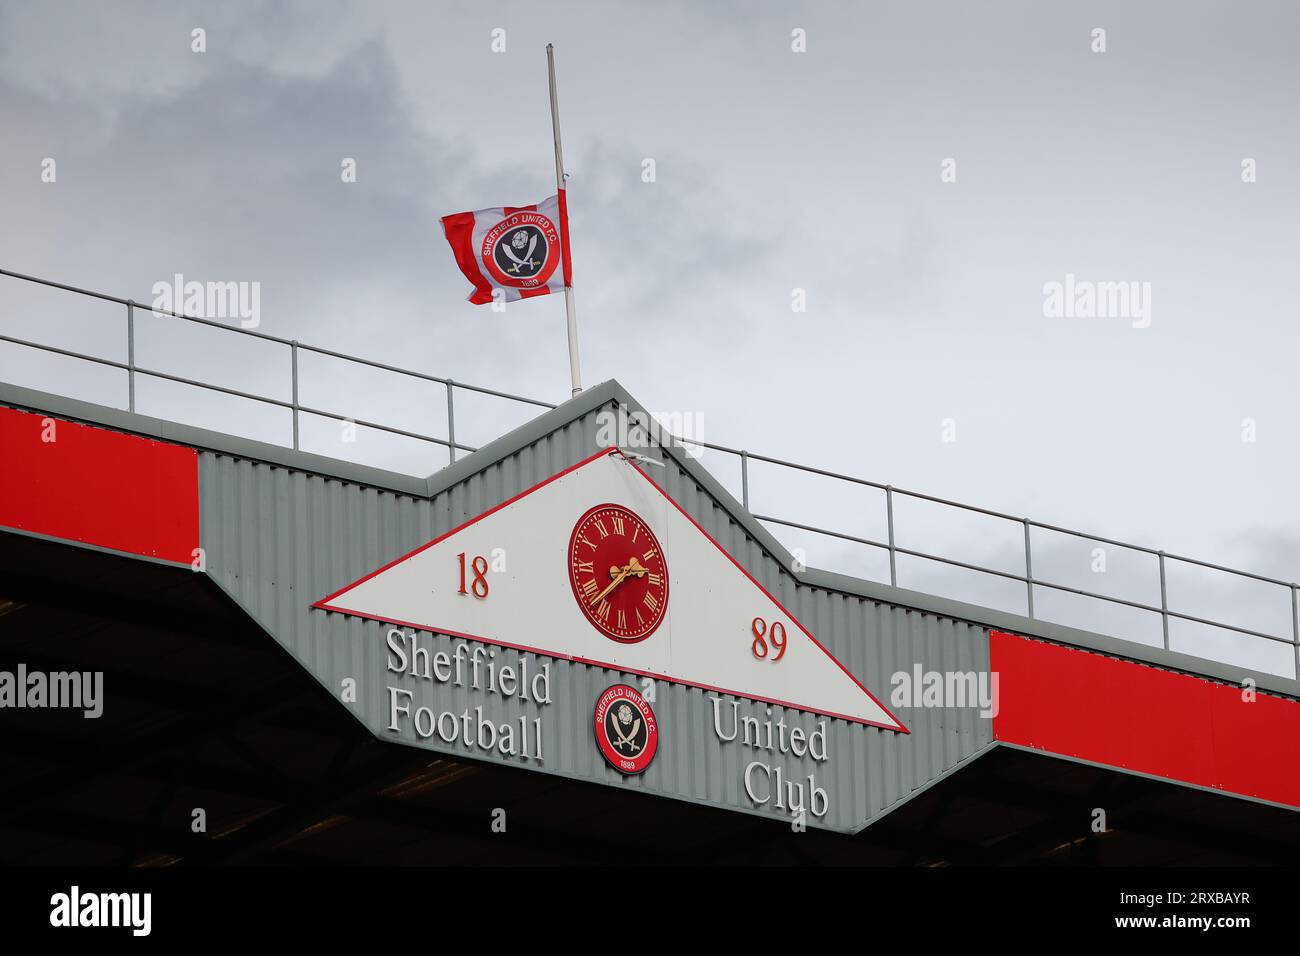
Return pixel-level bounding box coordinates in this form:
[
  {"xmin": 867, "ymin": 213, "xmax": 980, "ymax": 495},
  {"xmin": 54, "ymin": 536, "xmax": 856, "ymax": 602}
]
[
  {"xmin": 1161, "ymin": 609, "xmax": 1293, "ymax": 646},
  {"xmin": 134, "ymin": 365, "xmax": 292, "ymax": 408},
  {"xmin": 0, "ymin": 267, "xmax": 131, "ymax": 307},
  {"xmin": 143, "ymin": 368, "xmax": 471, "ymax": 450},
  {"xmin": 1023, "ymin": 576, "xmax": 1164, "ymax": 616},
  {"xmin": 892, "ymin": 544, "xmax": 1030, "ymax": 585},
  {"xmin": 298, "ymin": 344, "xmax": 556, "ymax": 409},
  {"xmin": 143, "ymin": 308, "xmax": 295, "ymax": 346},
  {"xmin": 1031, "ymin": 575, "xmax": 1293, "ymax": 645},
  {"xmin": 1028, "ymin": 517, "xmax": 1297, "ymax": 587},
  {"xmin": 754, "ymin": 513, "xmax": 1030, "ymax": 584},
  {"xmin": 751, "ymin": 513, "xmax": 890, "ymax": 551},
  {"xmin": 1029, "ymin": 580, "xmax": 1292, "ymax": 645},
  {"xmin": 890, "ymin": 487, "xmax": 1026, "ymax": 523},
  {"xmin": 0, "ymin": 333, "xmax": 130, "ymax": 371},
  {"xmin": 754, "ymin": 513, "xmax": 1296, "ymax": 646},
  {"xmin": 703, "ymin": 442, "xmax": 1035, "ymax": 522},
  {"xmin": 0, "ymin": 266, "xmax": 298, "ymax": 346},
  {"xmin": 296, "ymin": 403, "xmax": 474, "ymax": 452},
  {"xmin": 1155, "ymin": 551, "xmax": 1296, "ymax": 590},
  {"xmin": 298, "ymin": 342, "xmax": 453, "ymax": 386},
  {"xmin": 1026, "ymin": 519, "xmax": 1163, "ymax": 556},
  {"xmin": 451, "ymin": 379, "xmax": 558, "ymax": 408},
  {"xmin": 716, "ymin": 446, "xmax": 891, "ymax": 492},
  {"xmin": 140, "ymin": 374, "xmax": 480, "ymax": 453},
  {"xmin": 133, "ymin": 377, "xmax": 479, "ymax": 454}
]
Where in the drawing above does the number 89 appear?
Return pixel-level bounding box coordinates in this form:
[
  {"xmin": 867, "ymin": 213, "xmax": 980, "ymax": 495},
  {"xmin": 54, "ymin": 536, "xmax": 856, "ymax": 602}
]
[{"xmin": 751, "ymin": 617, "xmax": 787, "ymax": 661}]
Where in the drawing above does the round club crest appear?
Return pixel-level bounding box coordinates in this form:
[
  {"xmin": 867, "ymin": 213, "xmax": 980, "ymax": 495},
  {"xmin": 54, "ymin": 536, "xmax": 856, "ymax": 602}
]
[
  {"xmin": 593, "ymin": 684, "xmax": 658, "ymax": 775},
  {"xmin": 481, "ymin": 211, "xmax": 561, "ymax": 289}
]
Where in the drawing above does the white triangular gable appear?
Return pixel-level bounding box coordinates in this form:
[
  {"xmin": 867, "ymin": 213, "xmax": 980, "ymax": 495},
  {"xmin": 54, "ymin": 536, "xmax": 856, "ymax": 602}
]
[{"xmin": 315, "ymin": 449, "xmax": 905, "ymax": 731}]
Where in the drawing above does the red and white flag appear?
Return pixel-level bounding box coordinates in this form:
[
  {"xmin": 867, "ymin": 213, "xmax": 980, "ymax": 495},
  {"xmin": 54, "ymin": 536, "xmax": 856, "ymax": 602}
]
[{"xmin": 441, "ymin": 193, "xmax": 572, "ymax": 305}]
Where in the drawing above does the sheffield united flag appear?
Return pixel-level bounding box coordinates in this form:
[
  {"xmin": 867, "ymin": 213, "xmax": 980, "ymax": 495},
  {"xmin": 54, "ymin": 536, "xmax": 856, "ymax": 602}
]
[{"xmin": 441, "ymin": 193, "xmax": 573, "ymax": 305}]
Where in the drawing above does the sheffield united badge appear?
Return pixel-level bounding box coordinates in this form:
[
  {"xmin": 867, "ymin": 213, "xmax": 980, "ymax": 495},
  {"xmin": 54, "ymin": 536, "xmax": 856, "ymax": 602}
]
[{"xmin": 594, "ymin": 684, "xmax": 658, "ymax": 775}]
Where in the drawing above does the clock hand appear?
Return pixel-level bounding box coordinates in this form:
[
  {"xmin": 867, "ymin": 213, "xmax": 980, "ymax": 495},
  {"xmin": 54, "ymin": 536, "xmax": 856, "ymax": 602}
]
[
  {"xmin": 588, "ymin": 557, "xmax": 650, "ymax": 606},
  {"xmin": 589, "ymin": 566, "xmax": 632, "ymax": 606}
]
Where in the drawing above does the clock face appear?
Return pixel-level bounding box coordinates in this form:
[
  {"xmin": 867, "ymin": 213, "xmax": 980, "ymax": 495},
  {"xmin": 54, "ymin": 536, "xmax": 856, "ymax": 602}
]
[{"xmin": 567, "ymin": 503, "xmax": 668, "ymax": 643}]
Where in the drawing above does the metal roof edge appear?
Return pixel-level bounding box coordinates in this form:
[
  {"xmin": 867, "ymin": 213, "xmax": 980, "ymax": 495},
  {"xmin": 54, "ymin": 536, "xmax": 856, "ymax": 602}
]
[{"xmin": 5, "ymin": 377, "xmax": 1295, "ymax": 701}]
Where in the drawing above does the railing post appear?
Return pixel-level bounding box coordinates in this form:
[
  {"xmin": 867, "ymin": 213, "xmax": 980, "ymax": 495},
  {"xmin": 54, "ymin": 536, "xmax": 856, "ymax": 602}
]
[
  {"xmin": 1158, "ymin": 551, "xmax": 1170, "ymax": 650},
  {"xmin": 290, "ymin": 340, "xmax": 300, "ymax": 451},
  {"xmin": 126, "ymin": 300, "xmax": 135, "ymax": 413},
  {"xmin": 446, "ymin": 379, "xmax": 456, "ymax": 465},
  {"xmin": 740, "ymin": 450, "xmax": 749, "ymax": 511},
  {"xmin": 886, "ymin": 486, "xmax": 897, "ymax": 587},
  {"xmin": 1023, "ymin": 519, "xmax": 1034, "ymax": 618},
  {"xmin": 1292, "ymin": 584, "xmax": 1298, "ymax": 681}
]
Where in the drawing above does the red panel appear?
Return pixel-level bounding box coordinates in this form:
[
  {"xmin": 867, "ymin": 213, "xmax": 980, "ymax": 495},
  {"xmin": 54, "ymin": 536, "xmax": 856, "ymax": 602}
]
[
  {"xmin": 0, "ymin": 407, "xmax": 199, "ymax": 563},
  {"xmin": 991, "ymin": 631, "xmax": 1300, "ymax": 808}
]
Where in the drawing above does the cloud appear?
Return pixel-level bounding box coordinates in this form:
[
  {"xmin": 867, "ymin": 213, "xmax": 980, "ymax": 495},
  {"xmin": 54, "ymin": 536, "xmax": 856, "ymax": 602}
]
[{"xmin": 0, "ymin": 6, "xmax": 787, "ymax": 473}]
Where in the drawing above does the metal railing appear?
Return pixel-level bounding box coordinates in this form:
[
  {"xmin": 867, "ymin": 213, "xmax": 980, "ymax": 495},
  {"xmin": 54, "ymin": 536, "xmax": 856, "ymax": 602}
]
[
  {"xmin": 697, "ymin": 441, "xmax": 1299, "ymax": 679},
  {"xmin": 0, "ymin": 268, "xmax": 555, "ymax": 464},
  {"xmin": 1, "ymin": 267, "xmax": 1296, "ymax": 681}
]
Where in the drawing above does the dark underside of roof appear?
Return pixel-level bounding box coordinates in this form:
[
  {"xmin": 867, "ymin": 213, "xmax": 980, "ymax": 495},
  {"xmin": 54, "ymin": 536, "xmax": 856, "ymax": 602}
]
[{"xmin": 1, "ymin": 531, "xmax": 1298, "ymax": 867}]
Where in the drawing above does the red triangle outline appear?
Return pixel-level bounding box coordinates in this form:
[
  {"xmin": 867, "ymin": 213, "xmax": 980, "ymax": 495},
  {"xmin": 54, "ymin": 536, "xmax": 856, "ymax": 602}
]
[{"xmin": 312, "ymin": 447, "xmax": 908, "ymax": 733}]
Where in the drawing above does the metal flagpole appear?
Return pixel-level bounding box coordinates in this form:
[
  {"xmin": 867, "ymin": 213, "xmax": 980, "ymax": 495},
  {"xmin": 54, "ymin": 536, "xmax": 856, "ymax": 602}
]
[{"xmin": 547, "ymin": 43, "xmax": 582, "ymax": 397}]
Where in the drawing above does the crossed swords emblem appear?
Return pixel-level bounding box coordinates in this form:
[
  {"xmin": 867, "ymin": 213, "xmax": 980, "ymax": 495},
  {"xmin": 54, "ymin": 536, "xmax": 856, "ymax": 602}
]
[
  {"xmin": 501, "ymin": 230, "xmax": 540, "ymax": 274},
  {"xmin": 608, "ymin": 703, "xmax": 642, "ymax": 753}
]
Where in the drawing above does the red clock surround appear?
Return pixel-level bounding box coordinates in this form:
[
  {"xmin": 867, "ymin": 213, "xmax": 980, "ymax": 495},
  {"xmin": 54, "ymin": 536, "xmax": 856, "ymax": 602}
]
[{"xmin": 567, "ymin": 503, "xmax": 668, "ymax": 643}]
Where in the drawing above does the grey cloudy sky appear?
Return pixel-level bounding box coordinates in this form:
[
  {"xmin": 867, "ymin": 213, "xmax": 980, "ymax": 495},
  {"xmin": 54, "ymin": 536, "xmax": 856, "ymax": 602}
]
[{"xmin": 2, "ymin": 1, "xmax": 1297, "ymax": 674}]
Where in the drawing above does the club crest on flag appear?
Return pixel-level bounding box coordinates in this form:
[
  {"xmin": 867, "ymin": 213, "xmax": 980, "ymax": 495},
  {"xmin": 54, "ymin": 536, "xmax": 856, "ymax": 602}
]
[
  {"xmin": 441, "ymin": 193, "xmax": 571, "ymax": 305},
  {"xmin": 483, "ymin": 211, "xmax": 559, "ymax": 286}
]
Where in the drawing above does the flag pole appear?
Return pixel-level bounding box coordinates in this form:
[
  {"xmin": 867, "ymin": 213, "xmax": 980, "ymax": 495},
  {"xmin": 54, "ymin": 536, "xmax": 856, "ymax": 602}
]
[{"xmin": 547, "ymin": 43, "xmax": 582, "ymax": 397}]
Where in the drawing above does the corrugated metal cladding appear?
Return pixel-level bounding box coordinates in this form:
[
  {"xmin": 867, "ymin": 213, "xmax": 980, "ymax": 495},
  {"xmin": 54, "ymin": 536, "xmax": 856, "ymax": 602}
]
[{"xmin": 199, "ymin": 403, "xmax": 993, "ymax": 834}]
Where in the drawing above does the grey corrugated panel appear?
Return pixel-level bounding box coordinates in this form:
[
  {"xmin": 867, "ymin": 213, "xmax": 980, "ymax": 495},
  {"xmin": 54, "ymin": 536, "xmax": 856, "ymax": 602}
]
[{"xmin": 198, "ymin": 397, "xmax": 994, "ymax": 833}]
